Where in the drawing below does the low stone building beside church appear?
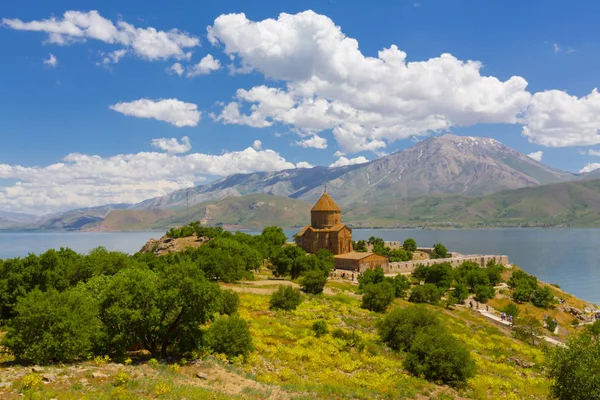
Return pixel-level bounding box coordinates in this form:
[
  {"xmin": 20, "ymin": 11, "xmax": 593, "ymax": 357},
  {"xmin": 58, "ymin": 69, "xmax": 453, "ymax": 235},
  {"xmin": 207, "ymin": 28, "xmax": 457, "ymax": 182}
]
[{"xmin": 296, "ymin": 189, "xmax": 388, "ymax": 272}]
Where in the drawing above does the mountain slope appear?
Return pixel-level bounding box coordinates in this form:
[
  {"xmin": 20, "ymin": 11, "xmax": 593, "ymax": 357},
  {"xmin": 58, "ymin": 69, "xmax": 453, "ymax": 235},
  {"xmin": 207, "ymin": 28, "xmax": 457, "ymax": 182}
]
[
  {"xmin": 133, "ymin": 134, "xmax": 575, "ymax": 210},
  {"xmin": 94, "ymin": 194, "xmax": 312, "ymax": 231}
]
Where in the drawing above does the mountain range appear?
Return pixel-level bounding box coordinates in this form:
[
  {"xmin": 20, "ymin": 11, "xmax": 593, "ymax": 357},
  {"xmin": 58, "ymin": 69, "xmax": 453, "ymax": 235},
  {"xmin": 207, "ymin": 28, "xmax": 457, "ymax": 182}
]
[{"xmin": 4, "ymin": 133, "xmax": 600, "ymax": 231}]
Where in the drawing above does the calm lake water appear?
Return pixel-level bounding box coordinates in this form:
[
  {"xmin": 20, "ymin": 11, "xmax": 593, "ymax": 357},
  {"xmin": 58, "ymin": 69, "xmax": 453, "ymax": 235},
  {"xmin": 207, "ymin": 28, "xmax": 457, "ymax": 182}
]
[{"xmin": 0, "ymin": 228, "xmax": 599, "ymax": 305}]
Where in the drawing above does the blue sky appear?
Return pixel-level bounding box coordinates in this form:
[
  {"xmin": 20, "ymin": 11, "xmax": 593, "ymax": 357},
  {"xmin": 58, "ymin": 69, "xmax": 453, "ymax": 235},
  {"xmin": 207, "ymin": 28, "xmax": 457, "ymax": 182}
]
[{"xmin": 1, "ymin": 0, "xmax": 600, "ymax": 214}]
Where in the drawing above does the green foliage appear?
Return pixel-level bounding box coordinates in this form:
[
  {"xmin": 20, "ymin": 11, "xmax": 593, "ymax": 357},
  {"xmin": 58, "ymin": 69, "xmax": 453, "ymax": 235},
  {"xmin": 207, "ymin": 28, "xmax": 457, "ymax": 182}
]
[
  {"xmin": 455, "ymin": 261, "xmax": 490, "ymax": 291},
  {"xmin": 270, "ymin": 245, "xmax": 306, "ymax": 278},
  {"xmin": 531, "ymin": 285, "xmax": 555, "ymax": 308},
  {"xmin": 546, "ymin": 331, "xmax": 600, "ymax": 400},
  {"xmin": 424, "ymin": 263, "xmax": 454, "ymax": 289},
  {"xmin": 502, "ymin": 302, "xmax": 521, "ymax": 319},
  {"xmin": 588, "ymin": 320, "xmax": 600, "ymax": 337},
  {"xmin": 357, "ymin": 266, "xmax": 385, "ymax": 291},
  {"xmin": 431, "ymin": 243, "xmax": 448, "ymax": 259},
  {"xmin": 403, "ymin": 238, "xmax": 417, "ymax": 253},
  {"xmin": 404, "ymin": 327, "xmax": 476, "ymax": 387},
  {"xmin": 312, "ymin": 321, "xmax": 328, "ymax": 338},
  {"xmin": 367, "ymin": 236, "xmax": 385, "ymax": 247},
  {"xmin": 361, "ymin": 281, "xmax": 396, "ymax": 312},
  {"xmin": 219, "ymin": 290, "xmax": 240, "ymax": 316},
  {"xmin": 3, "ymin": 288, "xmax": 99, "ymax": 364},
  {"xmin": 485, "ymin": 262, "xmax": 506, "ymax": 286},
  {"xmin": 377, "ymin": 306, "xmax": 441, "ymax": 351},
  {"xmin": 513, "ymin": 316, "xmax": 543, "ymax": 346},
  {"xmin": 192, "ymin": 238, "xmax": 261, "ymax": 282},
  {"xmin": 544, "ymin": 316, "xmax": 558, "ymax": 333},
  {"xmin": 353, "ymin": 240, "xmax": 368, "ymax": 252},
  {"xmin": 474, "ymin": 284, "xmax": 495, "ymax": 303},
  {"xmin": 451, "ymin": 282, "xmax": 469, "ymax": 304},
  {"xmin": 205, "ymin": 315, "xmax": 254, "ymax": 359},
  {"xmin": 301, "ymin": 270, "xmax": 328, "ymax": 294},
  {"xmin": 388, "ymin": 248, "xmax": 412, "ymax": 262},
  {"xmin": 269, "ymin": 286, "xmax": 303, "ymax": 311},
  {"xmin": 386, "ymin": 274, "xmax": 411, "ymax": 298},
  {"xmin": 408, "ymin": 284, "xmax": 443, "ymax": 304}
]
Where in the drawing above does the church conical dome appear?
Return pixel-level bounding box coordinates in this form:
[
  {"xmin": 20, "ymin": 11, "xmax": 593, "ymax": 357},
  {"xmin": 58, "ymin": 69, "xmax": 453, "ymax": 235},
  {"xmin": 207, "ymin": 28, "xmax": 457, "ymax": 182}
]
[{"xmin": 311, "ymin": 191, "xmax": 341, "ymax": 212}]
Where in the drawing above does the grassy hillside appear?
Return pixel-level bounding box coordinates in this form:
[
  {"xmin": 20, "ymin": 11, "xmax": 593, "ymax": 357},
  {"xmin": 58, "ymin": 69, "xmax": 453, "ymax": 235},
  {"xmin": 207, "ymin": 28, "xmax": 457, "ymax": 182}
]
[{"xmin": 95, "ymin": 194, "xmax": 312, "ymax": 231}]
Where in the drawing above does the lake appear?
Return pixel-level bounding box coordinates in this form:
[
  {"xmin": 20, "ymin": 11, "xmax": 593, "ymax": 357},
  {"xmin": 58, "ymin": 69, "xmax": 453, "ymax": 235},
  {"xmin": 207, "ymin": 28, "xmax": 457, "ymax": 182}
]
[{"xmin": 0, "ymin": 228, "xmax": 599, "ymax": 305}]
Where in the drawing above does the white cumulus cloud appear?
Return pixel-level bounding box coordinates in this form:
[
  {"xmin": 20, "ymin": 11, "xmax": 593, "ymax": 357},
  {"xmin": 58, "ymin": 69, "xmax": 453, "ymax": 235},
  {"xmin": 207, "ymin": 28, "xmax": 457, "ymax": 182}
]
[
  {"xmin": 151, "ymin": 136, "xmax": 192, "ymax": 154},
  {"xmin": 527, "ymin": 151, "xmax": 543, "ymax": 162},
  {"xmin": 2, "ymin": 10, "xmax": 199, "ymax": 62},
  {"xmin": 43, "ymin": 53, "xmax": 58, "ymax": 67},
  {"xmin": 580, "ymin": 163, "xmax": 600, "ymax": 174},
  {"xmin": 166, "ymin": 62, "xmax": 184, "ymax": 76},
  {"xmin": 329, "ymin": 156, "xmax": 369, "ymax": 168},
  {"xmin": 296, "ymin": 135, "xmax": 327, "ymax": 149},
  {"xmin": 109, "ymin": 98, "xmax": 201, "ymax": 127},
  {"xmin": 0, "ymin": 146, "xmax": 305, "ymax": 214},
  {"xmin": 252, "ymin": 140, "xmax": 262, "ymax": 150},
  {"xmin": 295, "ymin": 161, "xmax": 313, "ymax": 169},
  {"xmin": 208, "ymin": 11, "xmax": 532, "ymax": 153},
  {"xmin": 588, "ymin": 149, "xmax": 600, "ymax": 156},
  {"xmin": 187, "ymin": 54, "xmax": 221, "ymax": 77}
]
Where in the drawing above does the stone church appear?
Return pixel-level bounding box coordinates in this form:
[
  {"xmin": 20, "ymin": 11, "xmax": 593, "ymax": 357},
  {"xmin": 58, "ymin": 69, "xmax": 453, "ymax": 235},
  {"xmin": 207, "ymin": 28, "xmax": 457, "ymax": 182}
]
[
  {"xmin": 296, "ymin": 189, "xmax": 388, "ymax": 272},
  {"xmin": 295, "ymin": 189, "xmax": 353, "ymax": 255}
]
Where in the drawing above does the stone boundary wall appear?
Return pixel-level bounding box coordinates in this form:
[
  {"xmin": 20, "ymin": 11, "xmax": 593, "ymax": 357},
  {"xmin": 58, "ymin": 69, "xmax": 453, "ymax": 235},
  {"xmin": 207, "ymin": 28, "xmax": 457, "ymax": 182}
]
[{"xmin": 386, "ymin": 255, "xmax": 509, "ymax": 275}]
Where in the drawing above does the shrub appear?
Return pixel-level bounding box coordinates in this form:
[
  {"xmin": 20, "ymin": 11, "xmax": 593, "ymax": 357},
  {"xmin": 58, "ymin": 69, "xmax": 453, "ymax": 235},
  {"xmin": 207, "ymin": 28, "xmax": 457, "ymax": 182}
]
[
  {"xmin": 388, "ymin": 248, "xmax": 411, "ymax": 262},
  {"xmin": 451, "ymin": 282, "xmax": 469, "ymax": 304},
  {"xmin": 19, "ymin": 373, "xmax": 43, "ymax": 391},
  {"xmin": 408, "ymin": 284, "xmax": 443, "ymax": 304},
  {"xmin": 404, "ymin": 327, "xmax": 476, "ymax": 387},
  {"xmin": 513, "ymin": 316, "xmax": 543, "ymax": 346},
  {"xmin": 358, "ymin": 267, "xmax": 385, "ymax": 291},
  {"xmin": 112, "ymin": 371, "xmax": 130, "ymax": 387},
  {"xmin": 361, "ymin": 281, "xmax": 396, "ymax": 312},
  {"xmin": 377, "ymin": 306, "xmax": 441, "ymax": 351},
  {"xmin": 312, "ymin": 321, "xmax": 328, "ymax": 337},
  {"xmin": 546, "ymin": 330, "xmax": 600, "ymax": 400},
  {"xmin": 219, "ymin": 290, "xmax": 240, "ymax": 315},
  {"xmin": 403, "ymin": 238, "xmax": 417, "ymax": 253},
  {"xmin": 206, "ymin": 315, "xmax": 254, "ymax": 359},
  {"xmin": 423, "ymin": 263, "xmax": 454, "ymax": 289},
  {"xmin": 3, "ymin": 288, "xmax": 99, "ymax": 364},
  {"xmin": 474, "ymin": 284, "xmax": 495, "ymax": 303},
  {"xmin": 269, "ymin": 286, "xmax": 303, "ymax": 311},
  {"xmin": 431, "ymin": 243, "xmax": 448, "ymax": 259},
  {"xmin": 531, "ymin": 286, "xmax": 555, "ymax": 308},
  {"xmin": 301, "ymin": 270, "xmax": 328, "ymax": 294},
  {"xmin": 386, "ymin": 274, "xmax": 411, "ymax": 298},
  {"xmin": 545, "ymin": 316, "xmax": 558, "ymax": 333},
  {"xmin": 486, "ymin": 263, "xmax": 505, "ymax": 286},
  {"xmin": 502, "ymin": 302, "xmax": 521, "ymax": 320},
  {"xmin": 331, "ymin": 328, "xmax": 361, "ymax": 347}
]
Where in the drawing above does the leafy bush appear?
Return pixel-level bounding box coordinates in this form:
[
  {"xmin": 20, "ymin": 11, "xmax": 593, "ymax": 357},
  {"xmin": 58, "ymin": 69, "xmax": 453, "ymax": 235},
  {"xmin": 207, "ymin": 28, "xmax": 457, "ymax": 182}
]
[
  {"xmin": 301, "ymin": 269, "xmax": 328, "ymax": 294},
  {"xmin": 403, "ymin": 238, "xmax": 417, "ymax": 253},
  {"xmin": 353, "ymin": 240, "xmax": 368, "ymax": 252},
  {"xmin": 485, "ymin": 262, "xmax": 506, "ymax": 286},
  {"xmin": 451, "ymin": 282, "xmax": 469, "ymax": 304},
  {"xmin": 546, "ymin": 330, "xmax": 600, "ymax": 400},
  {"xmin": 312, "ymin": 321, "xmax": 328, "ymax": 337},
  {"xmin": 269, "ymin": 286, "xmax": 303, "ymax": 311},
  {"xmin": 531, "ymin": 286, "xmax": 555, "ymax": 308},
  {"xmin": 358, "ymin": 267, "xmax": 385, "ymax": 291},
  {"xmin": 361, "ymin": 281, "xmax": 396, "ymax": 312},
  {"xmin": 404, "ymin": 327, "xmax": 476, "ymax": 387},
  {"xmin": 219, "ymin": 290, "xmax": 240, "ymax": 315},
  {"xmin": 408, "ymin": 284, "xmax": 443, "ymax": 304},
  {"xmin": 205, "ymin": 315, "xmax": 254, "ymax": 359},
  {"xmin": 423, "ymin": 263, "xmax": 454, "ymax": 289},
  {"xmin": 502, "ymin": 302, "xmax": 521, "ymax": 319},
  {"xmin": 377, "ymin": 306, "xmax": 441, "ymax": 351},
  {"xmin": 431, "ymin": 243, "xmax": 448, "ymax": 259},
  {"xmin": 3, "ymin": 288, "xmax": 99, "ymax": 364},
  {"xmin": 545, "ymin": 316, "xmax": 558, "ymax": 333},
  {"xmin": 474, "ymin": 284, "xmax": 495, "ymax": 303},
  {"xmin": 386, "ymin": 274, "xmax": 411, "ymax": 298},
  {"xmin": 513, "ymin": 316, "xmax": 543, "ymax": 346},
  {"xmin": 388, "ymin": 248, "xmax": 411, "ymax": 262}
]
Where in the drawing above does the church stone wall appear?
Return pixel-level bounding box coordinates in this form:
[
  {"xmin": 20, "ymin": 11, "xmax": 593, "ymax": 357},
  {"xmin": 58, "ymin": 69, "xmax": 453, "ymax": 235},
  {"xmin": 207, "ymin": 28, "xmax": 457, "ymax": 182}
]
[{"xmin": 386, "ymin": 255, "xmax": 509, "ymax": 274}]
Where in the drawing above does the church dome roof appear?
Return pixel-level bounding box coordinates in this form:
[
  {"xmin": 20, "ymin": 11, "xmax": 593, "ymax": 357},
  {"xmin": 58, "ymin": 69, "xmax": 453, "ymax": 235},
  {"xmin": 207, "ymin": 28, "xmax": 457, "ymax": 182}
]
[{"xmin": 311, "ymin": 191, "xmax": 341, "ymax": 212}]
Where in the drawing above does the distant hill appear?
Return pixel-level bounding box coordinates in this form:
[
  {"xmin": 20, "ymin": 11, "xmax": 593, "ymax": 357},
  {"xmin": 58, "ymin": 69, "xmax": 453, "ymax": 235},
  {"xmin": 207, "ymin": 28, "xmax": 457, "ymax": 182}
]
[
  {"xmin": 92, "ymin": 194, "xmax": 312, "ymax": 231},
  {"xmin": 133, "ymin": 134, "xmax": 575, "ymax": 211}
]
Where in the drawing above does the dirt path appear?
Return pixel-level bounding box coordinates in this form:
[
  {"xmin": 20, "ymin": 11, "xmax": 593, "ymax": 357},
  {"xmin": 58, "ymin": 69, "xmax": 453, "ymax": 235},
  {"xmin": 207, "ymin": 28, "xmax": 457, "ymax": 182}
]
[{"xmin": 222, "ymin": 279, "xmax": 360, "ymax": 298}]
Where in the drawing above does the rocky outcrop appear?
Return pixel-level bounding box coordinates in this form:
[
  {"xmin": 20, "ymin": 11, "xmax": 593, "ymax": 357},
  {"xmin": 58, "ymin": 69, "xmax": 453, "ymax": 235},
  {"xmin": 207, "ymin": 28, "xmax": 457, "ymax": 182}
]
[
  {"xmin": 562, "ymin": 305, "xmax": 593, "ymax": 322},
  {"xmin": 139, "ymin": 235, "xmax": 209, "ymax": 256}
]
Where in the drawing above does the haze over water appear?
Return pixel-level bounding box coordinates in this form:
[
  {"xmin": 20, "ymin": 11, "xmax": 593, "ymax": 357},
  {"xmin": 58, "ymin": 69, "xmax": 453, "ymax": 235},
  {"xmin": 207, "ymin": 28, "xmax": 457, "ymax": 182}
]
[{"xmin": 0, "ymin": 228, "xmax": 598, "ymax": 305}]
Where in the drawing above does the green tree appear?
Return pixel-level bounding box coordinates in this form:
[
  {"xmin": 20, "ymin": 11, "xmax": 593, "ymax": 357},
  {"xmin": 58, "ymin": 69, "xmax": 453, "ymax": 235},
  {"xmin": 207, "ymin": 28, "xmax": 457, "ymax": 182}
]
[
  {"xmin": 409, "ymin": 284, "xmax": 443, "ymax": 304},
  {"xmin": 403, "ymin": 238, "xmax": 417, "ymax": 253},
  {"xmin": 404, "ymin": 327, "xmax": 476, "ymax": 387},
  {"xmin": 451, "ymin": 282, "xmax": 470, "ymax": 304},
  {"xmin": 423, "ymin": 263, "xmax": 454, "ymax": 289},
  {"xmin": 546, "ymin": 331, "xmax": 600, "ymax": 400},
  {"xmin": 301, "ymin": 270, "xmax": 328, "ymax": 294},
  {"xmin": 485, "ymin": 263, "xmax": 505, "ymax": 286},
  {"xmin": 358, "ymin": 266, "xmax": 385, "ymax": 291},
  {"xmin": 3, "ymin": 289, "xmax": 99, "ymax": 364},
  {"xmin": 367, "ymin": 236, "xmax": 385, "ymax": 247},
  {"xmin": 377, "ymin": 306, "xmax": 441, "ymax": 351},
  {"xmin": 386, "ymin": 274, "xmax": 411, "ymax": 298},
  {"xmin": 431, "ymin": 243, "xmax": 448, "ymax": 259},
  {"xmin": 269, "ymin": 286, "xmax": 303, "ymax": 311},
  {"xmin": 388, "ymin": 248, "xmax": 411, "ymax": 262},
  {"xmin": 361, "ymin": 281, "xmax": 396, "ymax": 312},
  {"xmin": 531, "ymin": 286, "xmax": 555, "ymax": 308},
  {"xmin": 502, "ymin": 302, "xmax": 521, "ymax": 320},
  {"xmin": 205, "ymin": 315, "xmax": 254, "ymax": 359},
  {"xmin": 474, "ymin": 284, "xmax": 495, "ymax": 303},
  {"xmin": 353, "ymin": 240, "xmax": 368, "ymax": 252},
  {"xmin": 411, "ymin": 264, "xmax": 430, "ymax": 281},
  {"xmin": 269, "ymin": 245, "xmax": 305, "ymax": 278},
  {"xmin": 513, "ymin": 315, "xmax": 543, "ymax": 346},
  {"xmin": 219, "ymin": 290, "xmax": 240, "ymax": 316},
  {"xmin": 260, "ymin": 226, "xmax": 287, "ymax": 248}
]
